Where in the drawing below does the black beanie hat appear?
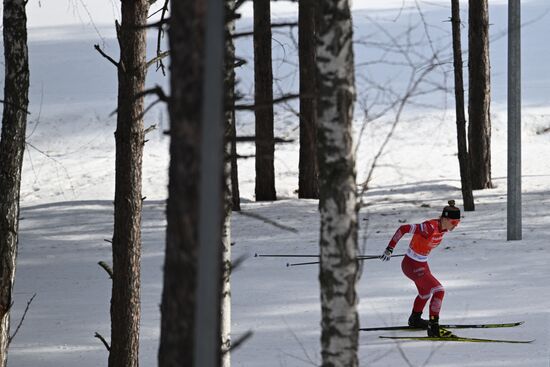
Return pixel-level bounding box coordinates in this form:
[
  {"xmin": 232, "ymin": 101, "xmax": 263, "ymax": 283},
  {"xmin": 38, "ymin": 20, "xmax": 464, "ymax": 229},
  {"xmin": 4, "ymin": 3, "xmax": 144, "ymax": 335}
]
[{"xmin": 442, "ymin": 200, "xmax": 461, "ymax": 220}]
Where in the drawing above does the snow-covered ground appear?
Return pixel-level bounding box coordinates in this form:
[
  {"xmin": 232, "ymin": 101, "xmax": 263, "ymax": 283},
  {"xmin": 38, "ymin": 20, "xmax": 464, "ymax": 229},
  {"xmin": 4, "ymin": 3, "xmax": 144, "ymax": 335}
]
[{"xmin": 4, "ymin": 1, "xmax": 550, "ymax": 366}]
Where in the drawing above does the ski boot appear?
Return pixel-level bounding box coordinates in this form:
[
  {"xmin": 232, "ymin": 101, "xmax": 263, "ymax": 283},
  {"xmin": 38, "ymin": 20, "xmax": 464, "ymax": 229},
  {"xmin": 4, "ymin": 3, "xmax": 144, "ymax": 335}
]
[
  {"xmin": 427, "ymin": 316, "xmax": 455, "ymax": 338},
  {"xmin": 408, "ymin": 311, "xmax": 429, "ymax": 329}
]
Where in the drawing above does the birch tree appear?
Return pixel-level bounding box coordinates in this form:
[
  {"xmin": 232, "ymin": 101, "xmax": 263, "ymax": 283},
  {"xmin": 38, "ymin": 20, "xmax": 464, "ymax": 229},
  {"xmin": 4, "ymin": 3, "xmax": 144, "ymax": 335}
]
[
  {"xmin": 222, "ymin": 0, "xmax": 236, "ymax": 364},
  {"xmin": 468, "ymin": 0, "xmax": 493, "ymax": 189},
  {"xmin": 229, "ymin": 2, "xmax": 240, "ymax": 212},
  {"xmin": 316, "ymin": 1, "xmax": 359, "ymax": 366},
  {"xmin": 0, "ymin": 0, "xmax": 29, "ymax": 365}
]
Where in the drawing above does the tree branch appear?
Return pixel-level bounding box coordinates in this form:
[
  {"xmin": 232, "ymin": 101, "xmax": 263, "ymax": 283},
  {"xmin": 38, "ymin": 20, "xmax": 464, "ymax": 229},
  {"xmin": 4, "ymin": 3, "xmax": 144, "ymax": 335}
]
[
  {"xmin": 152, "ymin": 0, "xmax": 170, "ymax": 74},
  {"xmin": 144, "ymin": 124, "xmax": 157, "ymax": 135},
  {"xmin": 98, "ymin": 261, "xmax": 113, "ymax": 279},
  {"xmin": 234, "ymin": 58, "xmax": 247, "ymax": 68},
  {"xmin": 108, "ymin": 86, "xmax": 169, "ymax": 118},
  {"xmin": 234, "ymin": 93, "xmax": 299, "ymax": 111},
  {"xmin": 94, "ymin": 44, "xmax": 119, "ymax": 68},
  {"xmin": 146, "ymin": 50, "xmax": 170, "ymax": 69},
  {"xmin": 234, "ymin": 136, "xmax": 294, "ymax": 144},
  {"xmin": 233, "ymin": 22, "xmax": 298, "ymax": 39},
  {"xmin": 137, "ymin": 86, "xmax": 169, "ymax": 102},
  {"xmin": 94, "ymin": 332, "xmax": 111, "ymax": 351}
]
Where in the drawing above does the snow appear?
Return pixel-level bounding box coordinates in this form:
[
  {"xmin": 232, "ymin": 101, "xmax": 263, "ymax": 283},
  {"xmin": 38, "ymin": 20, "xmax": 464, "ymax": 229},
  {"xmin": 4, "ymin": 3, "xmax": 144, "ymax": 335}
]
[{"xmin": 3, "ymin": 1, "xmax": 550, "ymax": 366}]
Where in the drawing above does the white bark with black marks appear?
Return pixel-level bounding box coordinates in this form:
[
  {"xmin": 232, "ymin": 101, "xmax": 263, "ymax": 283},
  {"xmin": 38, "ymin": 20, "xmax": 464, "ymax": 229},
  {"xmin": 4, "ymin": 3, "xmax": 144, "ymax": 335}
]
[
  {"xmin": 0, "ymin": 0, "xmax": 29, "ymax": 365},
  {"xmin": 222, "ymin": 1, "xmax": 236, "ymax": 365},
  {"xmin": 316, "ymin": 1, "xmax": 359, "ymax": 366}
]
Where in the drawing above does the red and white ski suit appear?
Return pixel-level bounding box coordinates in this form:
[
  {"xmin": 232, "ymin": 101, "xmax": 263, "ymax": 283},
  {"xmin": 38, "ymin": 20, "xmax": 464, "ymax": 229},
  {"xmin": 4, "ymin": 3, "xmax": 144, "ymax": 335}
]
[{"xmin": 386, "ymin": 219, "xmax": 448, "ymax": 317}]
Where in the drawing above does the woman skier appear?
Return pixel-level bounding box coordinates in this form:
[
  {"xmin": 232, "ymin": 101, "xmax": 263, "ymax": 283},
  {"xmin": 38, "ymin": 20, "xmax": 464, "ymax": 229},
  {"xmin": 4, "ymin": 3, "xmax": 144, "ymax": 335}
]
[{"xmin": 380, "ymin": 200, "xmax": 461, "ymax": 337}]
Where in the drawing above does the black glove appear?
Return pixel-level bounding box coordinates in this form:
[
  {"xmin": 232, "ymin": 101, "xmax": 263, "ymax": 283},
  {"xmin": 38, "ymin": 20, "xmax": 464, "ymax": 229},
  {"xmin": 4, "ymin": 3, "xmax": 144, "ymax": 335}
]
[{"xmin": 380, "ymin": 246, "xmax": 393, "ymax": 261}]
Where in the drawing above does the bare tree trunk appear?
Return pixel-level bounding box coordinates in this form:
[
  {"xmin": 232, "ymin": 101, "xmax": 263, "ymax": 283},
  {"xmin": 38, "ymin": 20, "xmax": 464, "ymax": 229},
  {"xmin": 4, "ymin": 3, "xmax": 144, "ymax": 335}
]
[
  {"xmin": 0, "ymin": 0, "xmax": 29, "ymax": 365},
  {"xmin": 109, "ymin": 1, "xmax": 150, "ymax": 366},
  {"xmin": 468, "ymin": 0, "xmax": 493, "ymax": 189},
  {"xmin": 451, "ymin": 0, "xmax": 475, "ymax": 211},
  {"xmin": 316, "ymin": 1, "xmax": 359, "ymax": 366},
  {"xmin": 158, "ymin": 0, "xmax": 204, "ymax": 365},
  {"xmin": 253, "ymin": 0, "xmax": 276, "ymax": 201},
  {"xmin": 228, "ymin": 3, "xmax": 240, "ymax": 212},
  {"xmin": 222, "ymin": 0, "xmax": 236, "ymax": 364},
  {"xmin": 298, "ymin": 0, "xmax": 319, "ymax": 199}
]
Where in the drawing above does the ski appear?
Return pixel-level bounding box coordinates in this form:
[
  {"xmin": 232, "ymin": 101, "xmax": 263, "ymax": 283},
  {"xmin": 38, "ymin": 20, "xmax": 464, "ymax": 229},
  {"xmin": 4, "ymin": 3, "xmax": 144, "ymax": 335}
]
[
  {"xmin": 361, "ymin": 321, "xmax": 524, "ymax": 332},
  {"xmin": 379, "ymin": 335, "xmax": 534, "ymax": 344}
]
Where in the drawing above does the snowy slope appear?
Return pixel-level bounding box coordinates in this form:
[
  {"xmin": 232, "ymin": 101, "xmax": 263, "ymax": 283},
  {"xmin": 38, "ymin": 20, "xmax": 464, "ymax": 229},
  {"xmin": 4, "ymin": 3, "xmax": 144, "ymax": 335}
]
[{"xmin": 3, "ymin": 1, "xmax": 550, "ymax": 366}]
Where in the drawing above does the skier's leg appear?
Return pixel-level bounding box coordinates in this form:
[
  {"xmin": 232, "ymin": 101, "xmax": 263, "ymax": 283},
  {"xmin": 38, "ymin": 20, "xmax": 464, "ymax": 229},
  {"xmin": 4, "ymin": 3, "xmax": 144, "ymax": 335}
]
[
  {"xmin": 422, "ymin": 270, "xmax": 444, "ymax": 318},
  {"xmin": 430, "ymin": 287, "xmax": 445, "ymax": 317},
  {"xmin": 401, "ymin": 256, "xmax": 430, "ymax": 313},
  {"xmin": 412, "ymin": 292, "xmax": 430, "ymax": 313},
  {"xmin": 415, "ymin": 265, "xmax": 452, "ymax": 337}
]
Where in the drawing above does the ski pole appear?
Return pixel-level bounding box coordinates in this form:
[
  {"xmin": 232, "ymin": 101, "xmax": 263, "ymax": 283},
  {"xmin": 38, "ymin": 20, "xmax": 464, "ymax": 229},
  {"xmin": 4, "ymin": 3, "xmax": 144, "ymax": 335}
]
[
  {"xmin": 286, "ymin": 253, "xmax": 405, "ymax": 267},
  {"xmin": 255, "ymin": 253, "xmax": 393, "ymax": 259},
  {"xmin": 255, "ymin": 253, "xmax": 320, "ymax": 258}
]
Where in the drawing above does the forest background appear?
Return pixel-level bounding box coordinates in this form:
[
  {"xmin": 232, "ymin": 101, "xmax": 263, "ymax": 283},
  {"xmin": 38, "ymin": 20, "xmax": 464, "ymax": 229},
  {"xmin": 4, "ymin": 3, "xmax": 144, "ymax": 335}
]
[{"xmin": 1, "ymin": 0, "xmax": 549, "ymax": 366}]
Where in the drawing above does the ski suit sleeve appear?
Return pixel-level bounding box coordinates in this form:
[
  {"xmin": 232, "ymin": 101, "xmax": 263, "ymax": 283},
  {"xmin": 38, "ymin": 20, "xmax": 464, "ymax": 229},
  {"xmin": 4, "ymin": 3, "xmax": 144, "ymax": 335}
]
[{"xmin": 387, "ymin": 224, "xmax": 416, "ymax": 250}]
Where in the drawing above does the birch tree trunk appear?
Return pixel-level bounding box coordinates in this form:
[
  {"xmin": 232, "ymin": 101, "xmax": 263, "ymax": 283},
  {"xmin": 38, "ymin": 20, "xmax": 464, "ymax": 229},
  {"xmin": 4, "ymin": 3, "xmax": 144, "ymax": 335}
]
[
  {"xmin": 158, "ymin": 0, "xmax": 204, "ymax": 365},
  {"xmin": 468, "ymin": 0, "xmax": 493, "ymax": 189},
  {"xmin": 253, "ymin": 0, "xmax": 276, "ymax": 201},
  {"xmin": 451, "ymin": 0, "xmax": 475, "ymax": 211},
  {"xmin": 230, "ymin": 110, "xmax": 240, "ymax": 211},
  {"xmin": 316, "ymin": 1, "xmax": 359, "ymax": 366},
  {"xmin": 298, "ymin": 0, "xmax": 319, "ymax": 199},
  {"xmin": 222, "ymin": 0, "xmax": 236, "ymax": 364},
  {"xmin": 0, "ymin": 0, "xmax": 29, "ymax": 365},
  {"xmin": 109, "ymin": 1, "xmax": 150, "ymax": 366}
]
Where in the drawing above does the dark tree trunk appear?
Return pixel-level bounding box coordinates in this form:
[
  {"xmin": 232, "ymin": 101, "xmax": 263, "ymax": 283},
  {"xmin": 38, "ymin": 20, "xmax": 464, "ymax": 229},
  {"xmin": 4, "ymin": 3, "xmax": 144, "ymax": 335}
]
[
  {"xmin": 109, "ymin": 1, "xmax": 150, "ymax": 366},
  {"xmin": 0, "ymin": 0, "xmax": 29, "ymax": 365},
  {"xmin": 228, "ymin": 3, "xmax": 240, "ymax": 211},
  {"xmin": 316, "ymin": 1, "xmax": 359, "ymax": 366},
  {"xmin": 253, "ymin": 0, "xmax": 276, "ymax": 201},
  {"xmin": 468, "ymin": 0, "xmax": 493, "ymax": 189},
  {"xmin": 298, "ymin": 0, "xmax": 319, "ymax": 199},
  {"xmin": 451, "ymin": 0, "xmax": 475, "ymax": 211},
  {"xmin": 158, "ymin": 0, "xmax": 204, "ymax": 365}
]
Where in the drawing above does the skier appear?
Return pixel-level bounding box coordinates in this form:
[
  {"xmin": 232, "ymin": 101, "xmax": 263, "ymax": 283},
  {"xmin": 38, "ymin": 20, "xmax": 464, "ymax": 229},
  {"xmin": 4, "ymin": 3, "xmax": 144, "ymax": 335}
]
[{"xmin": 380, "ymin": 200, "xmax": 461, "ymax": 337}]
